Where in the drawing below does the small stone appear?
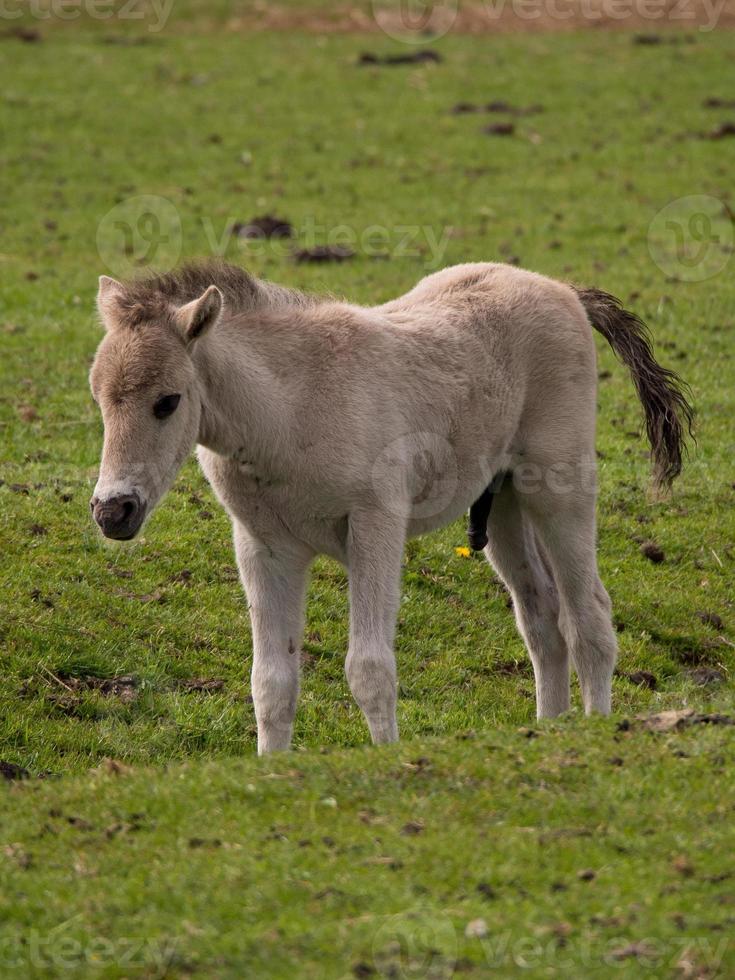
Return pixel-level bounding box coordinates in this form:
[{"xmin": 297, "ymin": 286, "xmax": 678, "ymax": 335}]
[{"xmin": 465, "ymin": 918, "xmax": 488, "ymax": 938}]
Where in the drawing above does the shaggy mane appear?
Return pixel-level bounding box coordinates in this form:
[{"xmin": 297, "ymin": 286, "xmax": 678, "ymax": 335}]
[{"xmin": 113, "ymin": 260, "xmax": 317, "ymax": 328}]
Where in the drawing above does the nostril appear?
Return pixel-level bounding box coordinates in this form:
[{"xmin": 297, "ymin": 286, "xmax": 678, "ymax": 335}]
[
  {"xmin": 121, "ymin": 499, "xmax": 136, "ymax": 521},
  {"xmin": 90, "ymin": 496, "xmax": 99, "ymax": 512}
]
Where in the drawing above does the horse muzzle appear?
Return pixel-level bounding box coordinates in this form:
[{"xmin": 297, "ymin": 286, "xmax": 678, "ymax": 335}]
[{"xmin": 90, "ymin": 492, "xmax": 147, "ymax": 540}]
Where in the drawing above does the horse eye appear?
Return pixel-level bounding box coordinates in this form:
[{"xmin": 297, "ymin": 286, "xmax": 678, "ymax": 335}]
[{"xmin": 153, "ymin": 393, "xmax": 181, "ymax": 419}]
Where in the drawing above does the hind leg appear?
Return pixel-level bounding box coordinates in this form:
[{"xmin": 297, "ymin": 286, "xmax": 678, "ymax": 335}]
[
  {"xmin": 484, "ymin": 479, "xmax": 570, "ymax": 718},
  {"xmin": 524, "ymin": 487, "xmax": 617, "ymax": 715}
]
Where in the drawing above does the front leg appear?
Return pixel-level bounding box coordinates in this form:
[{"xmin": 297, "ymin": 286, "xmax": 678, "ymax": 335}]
[
  {"xmin": 345, "ymin": 508, "xmax": 407, "ymax": 745},
  {"xmin": 234, "ymin": 522, "xmax": 313, "ymax": 754}
]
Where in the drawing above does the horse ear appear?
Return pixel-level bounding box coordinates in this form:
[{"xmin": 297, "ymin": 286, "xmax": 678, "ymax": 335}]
[
  {"xmin": 97, "ymin": 275, "xmax": 125, "ymax": 328},
  {"xmin": 175, "ymin": 285, "xmax": 223, "ymax": 343}
]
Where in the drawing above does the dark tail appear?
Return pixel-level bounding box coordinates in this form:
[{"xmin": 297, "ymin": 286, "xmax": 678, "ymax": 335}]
[{"xmin": 574, "ymin": 287, "xmax": 694, "ymax": 488}]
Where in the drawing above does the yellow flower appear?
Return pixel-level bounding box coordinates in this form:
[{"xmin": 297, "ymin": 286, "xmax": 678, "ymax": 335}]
[{"xmin": 454, "ymin": 546, "xmax": 471, "ymax": 558}]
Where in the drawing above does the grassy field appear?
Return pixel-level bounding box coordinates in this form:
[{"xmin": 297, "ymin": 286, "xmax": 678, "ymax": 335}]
[
  {"xmin": 1, "ymin": 723, "xmax": 733, "ymax": 977},
  {"xmin": 1, "ymin": 14, "xmax": 734, "ymax": 978}
]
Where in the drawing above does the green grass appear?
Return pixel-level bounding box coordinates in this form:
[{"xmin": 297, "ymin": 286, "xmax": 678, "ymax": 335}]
[
  {"xmin": 2, "ymin": 722, "xmax": 734, "ymax": 978},
  {"xmin": 1, "ymin": 20, "xmax": 734, "ymax": 978}
]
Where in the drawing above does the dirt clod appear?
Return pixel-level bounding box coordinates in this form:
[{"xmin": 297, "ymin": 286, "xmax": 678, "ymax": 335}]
[
  {"xmin": 620, "ymin": 670, "xmax": 657, "ymax": 690},
  {"xmin": 3, "ymin": 844, "xmax": 32, "ymax": 868},
  {"xmin": 686, "ymin": 666, "xmax": 726, "ymax": 686},
  {"xmin": 703, "ymin": 97, "xmax": 735, "ymax": 108},
  {"xmin": 451, "ymin": 101, "xmax": 480, "ymax": 114},
  {"xmin": 358, "ymin": 49, "xmax": 441, "ymax": 66},
  {"xmin": 487, "ymin": 100, "xmax": 543, "ymax": 115},
  {"xmin": 67, "ymin": 815, "xmax": 94, "ymax": 831},
  {"xmin": 231, "ymin": 215, "xmax": 293, "ymax": 239},
  {"xmin": 30, "ymin": 589, "xmax": 54, "ymax": 608},
  {"xmin": 400, "ymin": 820, "xmax": 424, "ymax": 836},
  {"xmin": 175, "ymin": 678, "xmax": 225, "ymax": 693},
  {"xmin": 352, "ymin": 964, "xmax": 376, "ymax": 978},
  {"xmin": 705, "ymin": 122, "xmax": 735, "ymax": 139},
  {"xmin": 696, "ymin": 610, "xmax": 724, "ymax": 630},
  {"xmin": 640, "ymin": 541, "xmax": 665, "ymax": 563},
  {"xmin": 293, "ymin": 245, "xmax": 355, "ymax": 263},
  {"xmin": 96, "ymin": 758, "xmax": 134, "ymax": 777},
  {"xmin": 452, "ymin": 101, "xmax": 543, "ymax": 116},
  {"xmin": 611, "ymin": 941, "xmax": 656, "ymax": 960},
  {"xmin": 1, "ymin": 761, "xmax": 30, "ymax": 781},
  {"xmin": 483, "ymin": 122, "xmax": 515, "ymax": 136},
  {"xmin": 672, "ymin": 854, "xmax": 695, "ymax": 877},
  {"xmin": 2, "ymin": 27, "xmax": 41, "ymax": 42}
]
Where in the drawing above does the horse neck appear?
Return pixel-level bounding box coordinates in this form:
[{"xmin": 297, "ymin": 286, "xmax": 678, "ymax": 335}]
[{"xmin": 192, "ymin": 317, "xmax": 292, "ymax": 468}]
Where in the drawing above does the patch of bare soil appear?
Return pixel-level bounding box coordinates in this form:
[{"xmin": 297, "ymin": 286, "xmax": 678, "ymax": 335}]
[
  {"xmin": 57, "ymin": 674, "xmax": 140, "ymax": 704},
  {"xmin": 623, "ymin": 709, "xmax": 734, "ymax": 732},
  {"xmin": 174, "ymin": 678, "xmax": 225, "ymax": 693},
  {"xmin": 220, "ymin": 1, "xmax": 735, "ymax": 36}
]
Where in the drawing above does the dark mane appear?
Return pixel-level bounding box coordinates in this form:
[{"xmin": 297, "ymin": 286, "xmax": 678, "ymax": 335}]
[{"xmin": 114, "ymin": 260, "xmax": 318, "ymax": 328}]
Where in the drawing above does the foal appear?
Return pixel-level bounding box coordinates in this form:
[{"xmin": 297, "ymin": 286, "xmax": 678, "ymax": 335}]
[{"xmin": 89, "ymin": 261, "xmax": 692, "ymax": 752}]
